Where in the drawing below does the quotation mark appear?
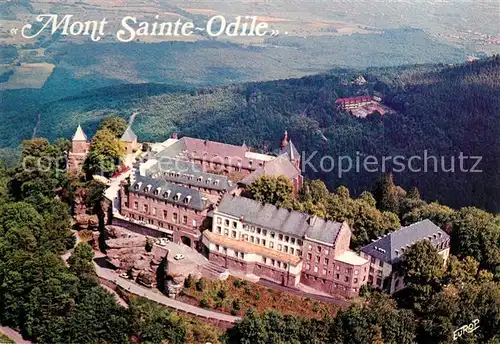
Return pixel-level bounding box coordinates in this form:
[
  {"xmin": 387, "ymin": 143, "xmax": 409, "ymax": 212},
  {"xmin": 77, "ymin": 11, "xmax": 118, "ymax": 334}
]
[
  {"xmin": 10, "ymin": 27, "xmax": 18, "ymax": 36},
  {"xmin": 269, "ymin": 29, "xmax": 279, "ymax": 36}
]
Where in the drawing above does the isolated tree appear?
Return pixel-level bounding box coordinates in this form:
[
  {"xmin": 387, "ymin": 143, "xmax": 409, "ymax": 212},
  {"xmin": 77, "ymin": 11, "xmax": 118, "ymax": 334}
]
[
  {"xmin": 227, "ymin": 308, "xmax": 267, "ymax": 344},
  {"xmin": 401, "ymin": 240, "xmax": 444, "ymax": 286},
  {"xmin": 54, "ymin": 138, "xmax": 72, "ymax": 153},
  {"xmin": 402, "ymin": 202, "xmax": 455, "ymax": 230},
  {"xmin": 328, "ymin": 293, "xmax": 416, "ymax": 344},
  {"xmin": 128, "ymin": 298, "xmax": 186, "ymax": 344},
  {"xmin": 374, "ymin": 173, "xmax": 400, "ymax": 213},
  {"xmin": 451, "ymin": 207, "xmax": 500, "ymax": 271},
  {"xmin": 444, "ymin": 255, "xmax": 479, "ymax": 286},
  {"xmin": 10, "ymin": 138, "xmax": 65, "ymax": 200},
  {"xmin": 299, "ymin": 179, "xmax": 329, "ymax": 204},
  {"xmin": 406, "ymin": 186, "xmax": 421, "ymax": 200},
  {"xmin": 359, "ymin": 191, "xmax": 376, "ymax": 207},
  {"xmin": 68, "ymin": 242, "xmax": 95, "ymax": 276},
  {"xmin": 83, "ymin": 128, "xmax": 125, "ymax": 178},
  {"xmin": 398, "ymin": 240, "xmax": 444, "ymax": 309},
  {"xmin": 98, "ymin": 117, "xmax": 128, "ymax": 138},
  {"xmin": 246, "ymin": 175, "xmax": 294, "ymax": 206},
  {"xmin": 66, "ymin": 286, "xmax": 129, "ymax": 344}
]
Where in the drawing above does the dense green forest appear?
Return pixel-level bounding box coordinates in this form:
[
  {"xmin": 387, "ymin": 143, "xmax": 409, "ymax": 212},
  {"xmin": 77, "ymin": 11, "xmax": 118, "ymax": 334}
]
[
  {"xmin": 0, "ymin": 135, "xmax": 498, "ymax": 343},
  {"xmin": 2, "ymin": 57, "xmax": 497, "ymax": 211}
]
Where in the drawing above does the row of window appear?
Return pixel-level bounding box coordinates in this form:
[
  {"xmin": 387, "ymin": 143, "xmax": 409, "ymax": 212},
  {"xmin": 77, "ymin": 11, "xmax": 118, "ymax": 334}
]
[
  {"xmin": 215, "ymin": 217, "xmax": 303, "ymax": 246},
  {"xmin": 131, "ymin": 203, "xmax": 197, "ymax": 227},
  {"xmin": 130, "ymin": 194, "xmax": 199, "ymax": 213},
  {"xmin": 307, "ymin": 253, "xmax": 331, "ymax": 265},
  {"xmin": 261, "ymin": 256, "xmax": 288, "ymax": 270},
  {"xmin": 161, "ymin": 171, "xmax": 222, "ymax": 186},
  {"xmin": 212, "ymin": 245, "xmax": 289, "ymax": 271},
  {"xmin": 127, "ymin": 213, "xmax": 175, "ymax": 230},
  {"xmin": 307, "ymin": 244, "xmax": 329, "ymax": 255},
  {"xmin": 197, "ymin": 159, "xmax": 246, "ymax": 171},
  {"xmin": 304, "ymin": 264, "xmax": 365, "ymax": 284},
  {"xmin": 213, "ymin": 226, "xmax": 302, "ymax": 256},
  {"xmin": 370, "ymin": 256, "xmax": 385, "ymax": 268},
  {"xmin": 214, "ymin": 245, "xmax": 246, "ymax": 260},
  {"xmin": 193, "ymin": 152, "xmax": 263, "ymax": 165}
]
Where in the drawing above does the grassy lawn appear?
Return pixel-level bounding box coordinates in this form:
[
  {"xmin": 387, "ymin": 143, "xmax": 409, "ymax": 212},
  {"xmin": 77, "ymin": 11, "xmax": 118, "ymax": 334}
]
[{"xmin": 179, "ymin": 276, "xmax": 340, "ymax": 318}]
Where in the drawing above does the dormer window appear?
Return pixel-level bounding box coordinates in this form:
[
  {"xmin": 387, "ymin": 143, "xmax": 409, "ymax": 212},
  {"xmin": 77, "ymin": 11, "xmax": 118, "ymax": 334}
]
[
  {"xmin": 249, "ymin": 160, "xmax": 253, "ymax": 165},
  {"xmin": 173, "ymin": 193, "xmax": 181, "ymax": 201},
  {"xmin": 259, "ymin": 162, "xmax": 263, "ymax": 167},
  {"xmin": 144, "ymin": 184, "xmax": 152, "ymax": 192},
  {"xmin": 154, "ymin": 187, "xmax": 161, "ymax": 195},
  {"xmin": 197, "ymin": 177, "xmax": 203, "ymax": 182},
  {"xmin": 213, "ymin": 180, "xmax": 219, "ymax": 185},
  {"xmin": 135, "ymin": 182, "xmax": 142, "ymax": 190},
  {"xmin": 163, "ymin": 190, "xmax": 171, "ymax": 198},
  {"xmin": 183, "ymin": 196, "xmax": 192, "ymax": 204}
]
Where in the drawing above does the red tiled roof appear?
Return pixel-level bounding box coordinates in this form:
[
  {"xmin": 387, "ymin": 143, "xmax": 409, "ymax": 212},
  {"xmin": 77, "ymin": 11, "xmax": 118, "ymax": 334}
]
[
  {"xmin": 184, "ymin": 137, "xmax": 246, "ymax": 159},
  {"xmin": 335, "ymin": 96, "xmax": 371, "ymax": 104}
]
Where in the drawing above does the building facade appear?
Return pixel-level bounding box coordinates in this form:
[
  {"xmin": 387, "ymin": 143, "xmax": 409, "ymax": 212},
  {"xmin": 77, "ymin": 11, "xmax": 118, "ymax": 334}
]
[
  {"xmin": 360, "ymin": 219, "xmax": 451, "ymax": 294},
  {"xmin": 202, "ymin": 195, "xmax": 369, "ymax": 298},
  {"xmin": 119, "ymin": 176, "xmax": 212, "ymax": 249},
  {"xmin": 335, "ymin": 96, "xmax": 372, "ymax": 110}
]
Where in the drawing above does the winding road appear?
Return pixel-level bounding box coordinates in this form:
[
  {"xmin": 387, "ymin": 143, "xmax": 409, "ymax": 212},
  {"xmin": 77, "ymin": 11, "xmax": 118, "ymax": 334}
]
[{"xmin": 93, "ymin": 262, "xmax": 241, "ymax": 325}]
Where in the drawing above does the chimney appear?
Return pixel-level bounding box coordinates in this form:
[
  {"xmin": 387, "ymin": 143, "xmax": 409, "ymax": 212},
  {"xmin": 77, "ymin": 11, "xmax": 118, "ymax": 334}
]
[{"xmin": 172, "ymin": 132, "xmax": 178, "ymax": 139}]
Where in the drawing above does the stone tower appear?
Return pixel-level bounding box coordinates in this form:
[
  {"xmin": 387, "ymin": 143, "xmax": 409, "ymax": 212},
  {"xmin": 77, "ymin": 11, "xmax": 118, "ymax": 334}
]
[
  {"xmin": 67, "ymin": 125, "xmax": 90, "ymax": 173},
  {"xmin": 279, "ymin": 130, "xmax": 300, "ymax": 170}
]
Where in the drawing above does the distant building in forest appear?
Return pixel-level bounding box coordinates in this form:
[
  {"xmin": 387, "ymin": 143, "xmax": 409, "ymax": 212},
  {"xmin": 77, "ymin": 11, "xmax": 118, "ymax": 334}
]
[{"xmin": 335, "ymin": 96, "xmax": 372, "ymax": 110}]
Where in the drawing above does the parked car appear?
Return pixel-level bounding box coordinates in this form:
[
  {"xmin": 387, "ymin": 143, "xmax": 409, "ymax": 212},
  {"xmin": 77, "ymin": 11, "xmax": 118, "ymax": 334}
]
[
  {"xmin": 174, "ymin": 254, "xmax": 185, "ymax": 261},
  {"xmin": 119, "ymin": 272, "xmax": 129, "ymax": 279}
]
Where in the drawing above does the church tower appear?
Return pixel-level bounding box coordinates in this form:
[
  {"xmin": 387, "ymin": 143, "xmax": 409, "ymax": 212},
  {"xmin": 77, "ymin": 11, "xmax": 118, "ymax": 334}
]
[
  {"xmin": 279, "ymin": 130, "xmax": 300, "ymax": 170},
  {"xmin": 67, "ymin": 125, "xmax": 90, "ymax": 173},
  {"xmin": 72, "ymin": 124, "xmax": 90, "ymax": 154},
  {"xmin": 280, "ymin": 130, "xmax": 289, "ymax": 150}
]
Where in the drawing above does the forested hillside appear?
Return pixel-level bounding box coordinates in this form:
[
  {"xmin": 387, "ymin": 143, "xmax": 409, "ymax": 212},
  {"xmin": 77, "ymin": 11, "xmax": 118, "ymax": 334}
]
[{"xmin": 4, "ymin": 57, "xmax": 500, "ymax": 211}]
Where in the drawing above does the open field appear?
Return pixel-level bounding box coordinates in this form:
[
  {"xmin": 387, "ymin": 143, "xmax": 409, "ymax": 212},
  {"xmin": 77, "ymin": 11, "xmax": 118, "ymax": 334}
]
[{"xmin": 0, "ymin": 62, "xmax": 54, "ymax": 90}]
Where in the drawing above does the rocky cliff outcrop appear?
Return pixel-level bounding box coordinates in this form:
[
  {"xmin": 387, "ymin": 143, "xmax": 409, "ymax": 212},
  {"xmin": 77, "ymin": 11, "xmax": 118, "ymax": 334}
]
[
  {"xmin": 74, "ymin": 214, "xmax": 99, "ymax": 230},
  {"xmin": 105, "ymin": 225, "xmax": 159, "ymax": 278}
]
